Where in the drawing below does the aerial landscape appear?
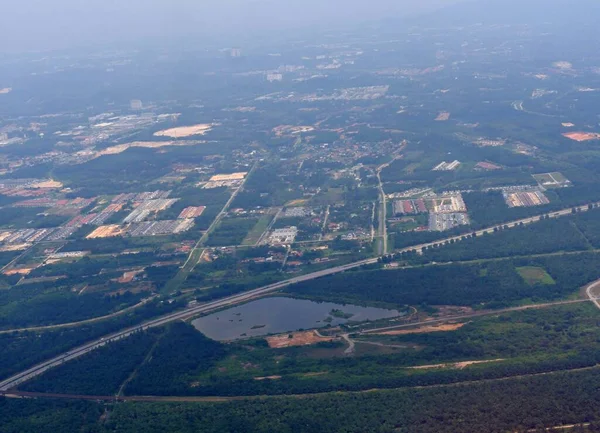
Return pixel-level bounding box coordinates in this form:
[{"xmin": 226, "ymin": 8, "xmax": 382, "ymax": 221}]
[{"xmin": 2, "ymin": 0, "xmax": 600, "ymax": 432}]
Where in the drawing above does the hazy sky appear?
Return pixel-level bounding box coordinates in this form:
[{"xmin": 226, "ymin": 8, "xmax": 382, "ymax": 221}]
[{"xmin": 1, "ymin": 0, "xmax": 463, "ymax": 52}]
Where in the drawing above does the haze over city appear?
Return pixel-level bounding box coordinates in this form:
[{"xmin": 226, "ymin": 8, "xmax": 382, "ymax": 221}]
[
  {"xmin": 3, "ymin": 0, "xmax": 463, "ymax": 51},
  {"xmin": 2, "ymin": 0, "xmax": 600, "ymax": 431}
]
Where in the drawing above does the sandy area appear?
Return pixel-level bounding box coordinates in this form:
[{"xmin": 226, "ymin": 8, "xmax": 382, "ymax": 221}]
[
  {"xmin": 375, "ymin": 323, "xmax": 466, "ymax": 336},
  {"xmin": 86, "ymin": 225, "xmax": 124, "ymax": 239},
  {"xmin": 267, "ymin": 330, "xmax": 335, "ymax": 348},
  {"xmin": 3, "ymin": 267, "xmax": 36, "ymax": 276},
  {"xmin": 154, "ymin": 124, "xmax": 214, "ymax": 138},
  {"xmin": 435, "ymin": 112, "xmax": 450, "ymax": 121},
  {"xmin": 563, "ymin": 132, "xmax": 600, "ymax": 142},
  {"xmin": 0, "ymin": 243, "xmax": 30, "ymax": 252},
  {"xmin": 31, "ymin": 180, "xmax": 63, "ymax": 189},
  {"xmin": 209, "ymin": 172, "xmax": 247, "ymax": 182},
  {"xmin": 97, "ymin": 141, "xmax": 205, "ymax": 157},
  {"xmin": 409, "ymin": 359, "xmax": 504, "ymax": 370}
]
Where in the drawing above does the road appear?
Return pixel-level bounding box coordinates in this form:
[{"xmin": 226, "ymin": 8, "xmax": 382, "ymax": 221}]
[
  {"xmin": 375, "ymin": 167, "xmax": 388, "ymax": 255},
  {"xmin": 165, "ymin": 162, "xmax": 257, "ymax": 292},
  {"xmin": 1, "ymin": 201, "xmax": 598, "ymax": 391},
  {"xmin": 374, "ymin": 153, "xmax": 403, "ymax": 255},
  {"xmin": 0, "ymin": 295, "xmax": 158, "ymax": 335},
  {"xmin": 585, "ymin": 279, "xmax": 600, "ymax": 309}
]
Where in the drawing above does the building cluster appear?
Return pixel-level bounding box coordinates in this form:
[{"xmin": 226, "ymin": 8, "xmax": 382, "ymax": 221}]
[
  {"xmin": 428, "ymin": 212, "xmax": 470, "ymax": 232},
  {"xmin": 123, "ymin": 199, "xmax": 178, "ymax": 223},
  {"xmin": 282, "ymin": 207, "xmax": 311, "ymax": 218},
  {"xmin": 433, "ymin": 160, "xmax": 461, "ymax": 171},
  {"xmin": 0, "ymin": 228, "xmax": 57, "ymax": 251},
  {"xmin": 504, "ymin": 190, "xmax": 550, "ymax": 208},
  {"xmin": 393, "ymin": 199, "xmax": 428, "ymax": 215},
  {"xmin": 266, "ymin": 227, "xmax": 298, "ymax": 245}
]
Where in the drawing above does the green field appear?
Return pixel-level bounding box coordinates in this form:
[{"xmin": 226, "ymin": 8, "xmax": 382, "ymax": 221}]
[
  {"xmin": 242, "ymin": 212, "xmax": 276, "ymax": 246},
  {"xmin": 516, "ymin": 266, "xmax": 556, "ymax": 286}
]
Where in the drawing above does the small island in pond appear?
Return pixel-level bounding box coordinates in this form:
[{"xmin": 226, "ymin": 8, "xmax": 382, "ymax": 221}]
[{"xmin": 329, "ymin": 309, "xmax": 354, "ymax": 319}]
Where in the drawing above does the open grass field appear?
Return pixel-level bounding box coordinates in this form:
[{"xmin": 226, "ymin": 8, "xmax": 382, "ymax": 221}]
[
  {"xmin": 242, "ymin": 213, "xmax": 275, "ymax": 246},
  {"xmin": 516, "ymin": 266, "xmax": 556, "ymax": 286}
]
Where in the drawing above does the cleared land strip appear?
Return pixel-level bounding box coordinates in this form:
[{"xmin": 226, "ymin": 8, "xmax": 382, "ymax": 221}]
[
  {"xmin": 0, "ymin": 295, "xmax": 158, "ymax": 335},
  {"xmin": 1, "ymin": 202, "xmax": 599, "ymax": 391},
  {"xmin": 360, "ymin": 298, "xmax": 591, "ymax": 335},
  {"xmin": 2, "ymin": 364, "xmax": 599, "ymax": 404}
]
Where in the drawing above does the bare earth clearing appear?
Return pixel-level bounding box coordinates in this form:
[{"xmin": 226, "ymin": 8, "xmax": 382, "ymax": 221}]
[
  {"xmin": 154, "ymin": 124, "xmax": 214, "ymax": 138},
  {"xmin": 267, "ymin": 330, "xmax": 335, "ymax": 348},
  {"xmin": 375, "ymin": 322, "xmax": 466, "ymax": 336},
  {"xmin": 409, "ymin": 359, "xmax": 505, "ymax": 370},
  {"xmin": 97, "ymin": 141, "xmax": 206, "ymax": 157}
]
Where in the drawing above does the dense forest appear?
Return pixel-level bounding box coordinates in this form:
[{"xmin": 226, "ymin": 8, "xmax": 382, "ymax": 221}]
[
  {"xmin": 286, "ymin": 252, "xmax": 600, "ymax": 308},
  {"xmin": 5, "ymin": 367, "xmax": 600, "ymax": 432}
]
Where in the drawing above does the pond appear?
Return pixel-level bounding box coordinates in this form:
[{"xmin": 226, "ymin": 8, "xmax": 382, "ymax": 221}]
[{"xmin": 191, "ymin": 296, "xmax": 403, "ymax": 341}]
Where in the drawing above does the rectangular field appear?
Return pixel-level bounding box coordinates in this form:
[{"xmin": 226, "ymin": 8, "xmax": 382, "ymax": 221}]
[
  {"xmin": 516, "ymin": 266, "xmax": 556, "ymax": 286},
  {"xmin": 242, "ymin": 212, "xmax": 276, "ymax": 246}
]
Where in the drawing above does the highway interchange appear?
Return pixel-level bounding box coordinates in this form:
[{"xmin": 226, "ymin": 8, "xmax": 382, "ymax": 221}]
[{"xmin": 1, "ymin": 201, "xmax": 599, "ymax": 392}]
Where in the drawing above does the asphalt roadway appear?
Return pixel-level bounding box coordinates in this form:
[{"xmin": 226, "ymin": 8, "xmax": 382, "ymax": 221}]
[{"xmin": 0, "ymin": 202, "xmax": 598, "ymax": 391}]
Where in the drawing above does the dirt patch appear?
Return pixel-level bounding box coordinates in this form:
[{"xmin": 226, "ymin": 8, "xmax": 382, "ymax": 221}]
[
  {"xmin": 3, "ymin": 266, "xmax": 36, "ymax": 276},
  {"xmin": 253, "ymin": 375, "xmax": 282, "ymax": 381},
  {"xmin": 117, "ymin": 269, "xmax": 145, "ymax": 284},
  {"xmin": 563, "ymin": 132, "xmax": 600, "ymax": 142},
  {"xmin": 30, "ymin": 180, "xmax": 63, "ymax": 189},
  {"xmin": 86, "ymin": 225, "xmax": 124, "ymax": 239},
  {"xmin": 97, "ymin": 141, "xmax": 206, "ymax": 157},
  {"xmin": 0, "ymin": 243, "xmax": 30, "ymax": 252},
  {"xmin": 285, "ymin": 199, "xmax": 309, "ymax": 207},
  {"xmin": 209, "ymin": 172, "xmax": 247, "ymax": 181},
  {"xmin": 267, "ymin": 330, "xmax": 336, "ymax": 348},
  {"xmin": 409, "ymin": 359, "xmax": 504, "ymax": 370},
  {"xmin": 154, "ymin": 124, "xmax": 215, "ymax": 138},
  {"xmin": 376, "ymin": 322, "xmax": 466, "ymax": 336},
  {"xmin": 435, "ymin": 111, "xmax": 450, "ymax": 121}
]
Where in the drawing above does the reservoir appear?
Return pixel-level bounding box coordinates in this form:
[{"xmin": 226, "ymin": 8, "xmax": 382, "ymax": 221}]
[{"xmin": 192, "ymin": 296, "xmax": 402, "ymax": 341}]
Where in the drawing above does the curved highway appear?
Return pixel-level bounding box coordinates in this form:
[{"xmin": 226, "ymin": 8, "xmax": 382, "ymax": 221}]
[{"xmin": 0, "ymin": 201, "xmax": 598, "ymax": 391}]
